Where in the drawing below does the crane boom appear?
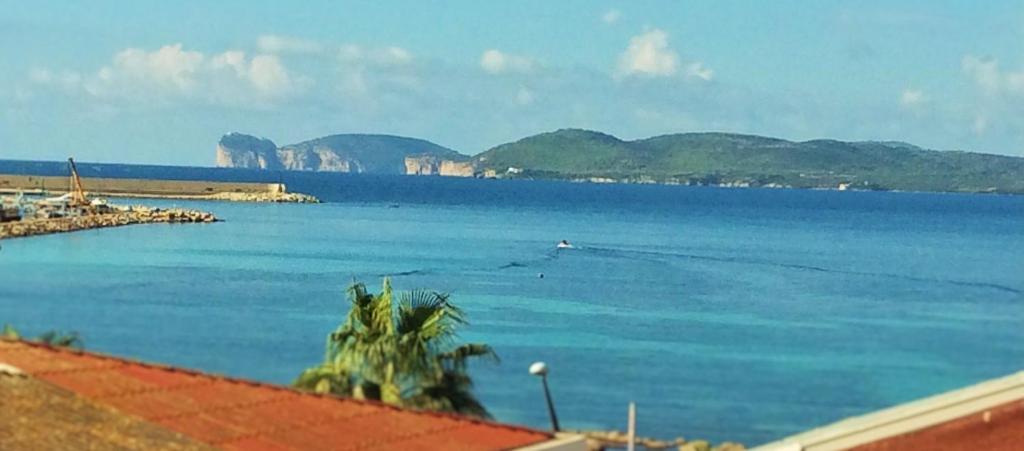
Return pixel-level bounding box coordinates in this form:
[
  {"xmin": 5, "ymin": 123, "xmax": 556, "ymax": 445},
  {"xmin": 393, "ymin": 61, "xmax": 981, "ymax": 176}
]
[{"xmin": 67, "ymin": 158, "xmax": 88, "ymax": 206}]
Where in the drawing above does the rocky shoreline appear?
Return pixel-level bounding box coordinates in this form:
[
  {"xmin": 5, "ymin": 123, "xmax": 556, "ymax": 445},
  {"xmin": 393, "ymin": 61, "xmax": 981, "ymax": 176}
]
[
  {"xmin": 0, "ymin": 207, "xmax": 217, "ymax": 240},
  {"xmin": 70, "ymin": 191, "xmax": 321, "ymax": 204},
  {"xmin": 573, "ymin": 430, "xmax": 744, "ymax": 451},
  {"xmin": 203, "ymin": 191, "xmax": 319, "ymax": 203}
]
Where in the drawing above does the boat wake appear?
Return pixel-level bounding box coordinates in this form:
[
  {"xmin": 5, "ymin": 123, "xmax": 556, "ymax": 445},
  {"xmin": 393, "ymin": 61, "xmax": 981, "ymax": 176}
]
[
  {"xmin": 503, "ymin": 245, "xmax": 1023, "ymax": 295},
  {"xmin": 377, "ymin": 269, "xmax": 431, "ymax": 277}
]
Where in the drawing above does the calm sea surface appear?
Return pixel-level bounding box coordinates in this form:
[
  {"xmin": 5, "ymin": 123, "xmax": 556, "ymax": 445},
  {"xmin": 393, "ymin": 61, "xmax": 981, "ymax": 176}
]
[{"xmin": 1, "ymin": 163, "xmax": 1022, "ymax": 445}]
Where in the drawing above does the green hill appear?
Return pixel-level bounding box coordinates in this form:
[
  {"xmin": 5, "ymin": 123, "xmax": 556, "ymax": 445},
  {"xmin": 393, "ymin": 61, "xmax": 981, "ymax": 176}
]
[{"xmin": 473, "ymin": 129, "xmax": 1024, "ymax": 193}]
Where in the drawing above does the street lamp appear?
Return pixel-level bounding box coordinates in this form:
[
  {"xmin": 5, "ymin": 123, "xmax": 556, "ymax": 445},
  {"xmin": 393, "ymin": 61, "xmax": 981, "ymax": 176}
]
[{"xmin": 529, "ymin": 361, "xmax": 560, "ymax": 431}]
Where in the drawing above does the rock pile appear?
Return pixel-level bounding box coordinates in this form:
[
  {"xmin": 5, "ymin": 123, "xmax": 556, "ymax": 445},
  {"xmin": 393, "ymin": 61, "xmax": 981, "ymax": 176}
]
[
  {"xmin": 0, "ymin": 208, "xmax": 217, "ymax": 240},
  {"xmin": 205, "ymin": 191, "xmax": 320, "ymax": 203},
  {"xmin": 571, "ymin": 430, "xmax": 744, "ymax": 451}
]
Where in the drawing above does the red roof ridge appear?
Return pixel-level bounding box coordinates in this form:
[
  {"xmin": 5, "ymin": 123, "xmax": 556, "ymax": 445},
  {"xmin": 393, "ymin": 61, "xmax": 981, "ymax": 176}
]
[{"xmin": 1, "ymin": 338, "xmax": 553, "ymax": 439}]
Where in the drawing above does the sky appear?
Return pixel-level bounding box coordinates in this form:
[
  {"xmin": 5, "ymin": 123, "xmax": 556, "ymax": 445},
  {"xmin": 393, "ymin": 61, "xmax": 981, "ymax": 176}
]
[{"xmin": 2, "ymin": 0, "xmax": 1023, "ymax": 165}]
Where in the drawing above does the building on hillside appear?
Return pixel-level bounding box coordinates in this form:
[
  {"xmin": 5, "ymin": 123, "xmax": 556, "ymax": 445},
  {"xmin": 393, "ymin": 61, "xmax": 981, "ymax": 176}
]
[{"xmin": 0, "ymin": 339, "xmax": 585, "ymax": 451}]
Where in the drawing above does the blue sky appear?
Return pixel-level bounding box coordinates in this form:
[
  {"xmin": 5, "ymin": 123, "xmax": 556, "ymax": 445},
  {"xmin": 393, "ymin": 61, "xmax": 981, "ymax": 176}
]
[{"xmin": 2, "ymin": 0, "xmax": 1022, "ymax": 164}]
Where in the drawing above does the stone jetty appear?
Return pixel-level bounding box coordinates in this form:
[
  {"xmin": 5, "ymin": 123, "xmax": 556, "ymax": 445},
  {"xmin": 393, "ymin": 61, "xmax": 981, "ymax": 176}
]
[
  {"xmin": 203, "ymin": 191, "xmax": 319, "ymax": 203},
  {"xmin": 0, "ymin": 174, "xmax": 320, "ymax": 204},
  {"xmin": 570, "ymin": 429, "xmax": 744, "ymax": 451},
  {"xmin": 0, "ymin": 207, "xmax": 217, "ymax": 240}
]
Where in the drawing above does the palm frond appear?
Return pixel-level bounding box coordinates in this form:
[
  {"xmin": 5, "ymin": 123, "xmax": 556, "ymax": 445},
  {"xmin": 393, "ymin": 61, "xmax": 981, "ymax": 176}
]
[
  {"xmin": 295, "ymin": 278, "xmax": 494, "ymax": 417},
  {"xmin": 36, "ymin": 330, "xmax": 82, "ymax": 349},
  {"xmin": 370, "ymin": 278, "xmax": 395, "ymax": 335},
  {"xmin": 1, "ymin": 324, "xmax": 19, "ymax": 340},
  {"xmin": 440, "ymin": 343, "xmax": 499, "ymax": 363},
  {"xmin": 411, "ymin": 370, "xmax": 492, "ymax": 419},
  {"xmin": 293, "ymin": 363, "xmax": 352, "ymax": 395}
]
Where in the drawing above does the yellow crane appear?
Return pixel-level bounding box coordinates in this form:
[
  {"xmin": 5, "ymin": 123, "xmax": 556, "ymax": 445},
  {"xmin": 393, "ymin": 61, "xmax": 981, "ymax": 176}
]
[{"xmin": 67, "ymin": 157, "xmax": 89, "ymax": 207}]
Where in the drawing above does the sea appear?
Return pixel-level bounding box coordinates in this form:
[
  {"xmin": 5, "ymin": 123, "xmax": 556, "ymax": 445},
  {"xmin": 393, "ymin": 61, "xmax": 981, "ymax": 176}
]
[{"xmin": 1, "ymin": 160, "xmax": 1022, "ymax": 446}]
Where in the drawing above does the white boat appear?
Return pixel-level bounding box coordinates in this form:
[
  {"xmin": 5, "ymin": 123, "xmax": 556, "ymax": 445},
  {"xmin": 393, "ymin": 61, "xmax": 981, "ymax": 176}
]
[{"xmin": 41, "ymin": 193, "xmax": 73, "ymax": 205}]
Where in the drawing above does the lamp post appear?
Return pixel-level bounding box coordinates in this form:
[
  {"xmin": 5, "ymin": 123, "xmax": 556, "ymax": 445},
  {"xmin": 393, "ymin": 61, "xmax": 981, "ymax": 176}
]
[{"xmin": 529, "ymin": 361, "xmax": 560, "ymax": 432}]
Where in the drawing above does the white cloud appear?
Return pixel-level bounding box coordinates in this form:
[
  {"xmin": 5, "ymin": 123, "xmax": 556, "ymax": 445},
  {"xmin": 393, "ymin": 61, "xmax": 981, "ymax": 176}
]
[
  {"xmin": 31, "ymin": 44, "xmax": 303, "ymax": 108},
  {"xmin": 247, "ymin": 54, "xmax": 293, "ymax": 94},
  {"xmin": 962, "ymin": 55, "xmax": 1024, "ymax": 96},
  {"xmin": 111, "ymin": 44, "xmax": 204, "ymax": 91},
  {"xmin": 616, "ymin": 30, "xmax": 712, "ymax": 82},
  {"xmin": 338, "ymin": 44, "xmax": 363, "ymax": 60},
  {"xmin": 616, "ymin": 29, "xmax": 680, "ymax": 78},
  {"xmin": 685, "ymin": 62, "xmax": 714, "ymax": 81},
  {"xmin": 28, "ymin": 68, "xmax": 82, "ymax": 90},
  {"xmin": 480, "ymin": 49, "xmax": 535, "ymax": 74},
  {"xmin": 333, "ymin": 44, "xmax": 421, "ymax": 107},
  {"xmin": 899, "ymin": 88, "xmax": 926, "ymax": 108},
  {"xmin": 516, "ymin": 86, "xmax": 534, "ymax": 105},
  {"xmin": 211, "ymin": 50, "xmax": 247, "ymax": 76},
  {"xmin": 972, "ymin": 115, "xmax": 989, "ymax": 135},
  {"xmin": 602, "ymin": 9, "xmax": 621, "ymax": 24},
  {"xmin": 257, "ymin": 34, "xmax": 322, "ymax": 54},
  {"xmin": 338, "ymin": 44, "xmax": 414, "ymax": 66},
  {"xmin": 29, "ymin": 68, "xmax": 52, "ymax": 83},
  {"xmin": 961, "ymin": 55, "xmax": 1024, "ymax": 137},
  {"xmin": 384, "ymin": 46, "xmax": 412, "ymax": 64}
]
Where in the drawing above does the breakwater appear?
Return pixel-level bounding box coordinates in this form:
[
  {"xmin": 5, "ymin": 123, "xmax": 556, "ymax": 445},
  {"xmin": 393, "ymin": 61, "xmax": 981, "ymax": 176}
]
[
  {"xmin": 572, "ymin": 430, "xmax": 745, "ymax": 451},
  {"xmin": 0, "ymin": 208, "xmax": 217, "ymax": 240},
  {"xmin": 0, "ymin": 174, "xmax": 318, "ymax": 203}
]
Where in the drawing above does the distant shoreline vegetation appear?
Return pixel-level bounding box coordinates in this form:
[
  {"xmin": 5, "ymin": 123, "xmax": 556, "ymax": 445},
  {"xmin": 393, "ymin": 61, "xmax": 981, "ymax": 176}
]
[
  {"xmin": 493, "ymin": 168, "xmax": 892, "ymax": 191},
  {"xmin": 214, "ymin": 129, "xmax": 1024, "ymax": 195},
  {"xmin": 470, "ymin": 129, "xmax": 1024, "ymax": 195},
  {"xmin": 5, "ymin": 125, "xmax": 1023, "ymax": 195}
]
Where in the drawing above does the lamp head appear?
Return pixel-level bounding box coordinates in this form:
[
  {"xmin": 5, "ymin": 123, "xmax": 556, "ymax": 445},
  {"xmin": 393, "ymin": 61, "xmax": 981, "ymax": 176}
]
[{"xmin": 529, "ymin": 361, "xmax": 548, "ymax": 376}]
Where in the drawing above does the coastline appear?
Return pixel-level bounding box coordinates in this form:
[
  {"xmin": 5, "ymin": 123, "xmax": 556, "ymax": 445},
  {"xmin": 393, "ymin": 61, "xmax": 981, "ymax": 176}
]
[
  {"xmin": 475, "ymin": 173, "xmax": 1019, "ymax": 196},
  {"xmin": 62, "ymin": 190, "xmax": 319, "ymax": 203},
  {"xmin": 0, "ymin": 173, "xmax": 320, "ymax": 203},
  {"xmin": 0, "ymin": 207, "xmax": 217, "ymax": 240}
]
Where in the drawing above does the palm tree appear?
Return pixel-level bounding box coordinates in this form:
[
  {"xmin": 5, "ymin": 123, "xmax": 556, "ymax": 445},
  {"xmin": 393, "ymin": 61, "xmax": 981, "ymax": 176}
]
[
  {"xmin": 1, "ymin": 324, "xmax": 19, "ymax": 340},
  {"xmin": 1, "ymin": 324, "xmax": 82, "ymax": 349},
  {"xmin": 36, "ymin": 330, "xmax": 83, "ymax": 349},
  {"xmin": 295, "ymin": 278, "xmax": 497, "ymax": 418}
]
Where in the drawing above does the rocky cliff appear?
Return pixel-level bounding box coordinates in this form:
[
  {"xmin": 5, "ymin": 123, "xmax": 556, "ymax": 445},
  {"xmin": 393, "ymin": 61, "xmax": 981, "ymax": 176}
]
[
  {"xmin": 404, "ymin": 155, "xmax": 477, "ymax": 176},
  {"xmin": 439, "ymin": 160, "xmax": 476, "ymax": 177},
  {"xmin": 216, "ymin": 133, "xmax": 468, "ymax": 174},
  {"xmin": 404, "ymin": 155, "xmax": 441, "ymax": 175},
  {"xmin": 216, "ymin": 133, "xmax": 280, "ymax": 169}
]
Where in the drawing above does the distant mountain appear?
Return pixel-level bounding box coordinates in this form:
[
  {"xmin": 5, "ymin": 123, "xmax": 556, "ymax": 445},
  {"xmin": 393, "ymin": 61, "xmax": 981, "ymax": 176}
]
[
  {"xmin": 217, "ymin": 133, "xmax": 467, "ymax": 174},
  {"xmin": 217, "ymin": 129, "xmax": 1024, "ymax": 193},
  {"xmin": 473, "ymin": 129, "xmax": 1024, "ymax": 193}
]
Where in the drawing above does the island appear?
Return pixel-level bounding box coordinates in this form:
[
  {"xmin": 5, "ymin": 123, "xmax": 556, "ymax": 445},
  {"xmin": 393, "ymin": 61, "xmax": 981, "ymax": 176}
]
[{"xmin": 217, "ymin": 129, "xmax": 1024, "ymax": 194}]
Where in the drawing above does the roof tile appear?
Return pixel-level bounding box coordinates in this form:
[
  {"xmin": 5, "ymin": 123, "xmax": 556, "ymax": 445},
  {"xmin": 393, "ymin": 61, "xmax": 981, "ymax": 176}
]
[{"xmin": 0, "ymin": 339, "xmax": 552, "ymax": 450}]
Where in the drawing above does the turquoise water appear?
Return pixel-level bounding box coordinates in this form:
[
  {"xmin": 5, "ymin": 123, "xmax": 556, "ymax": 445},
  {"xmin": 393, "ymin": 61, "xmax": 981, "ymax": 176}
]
[{"xmin": 1, "ymin": 174, "xmax": 1022, "ymax": 445}]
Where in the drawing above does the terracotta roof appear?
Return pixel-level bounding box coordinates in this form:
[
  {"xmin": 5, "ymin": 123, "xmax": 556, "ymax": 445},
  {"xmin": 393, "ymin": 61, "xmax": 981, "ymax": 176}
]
[
  {"xmin": 1, "ymin": 367, "xmax": 211, "ymax": 450},
  {"xmin": 0, "ymin": 339, "xmax": 554, "ymax": 451},
  {"xmin": 751, "ymin": 370, "xmax": 1024, "ymax": 451}
]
